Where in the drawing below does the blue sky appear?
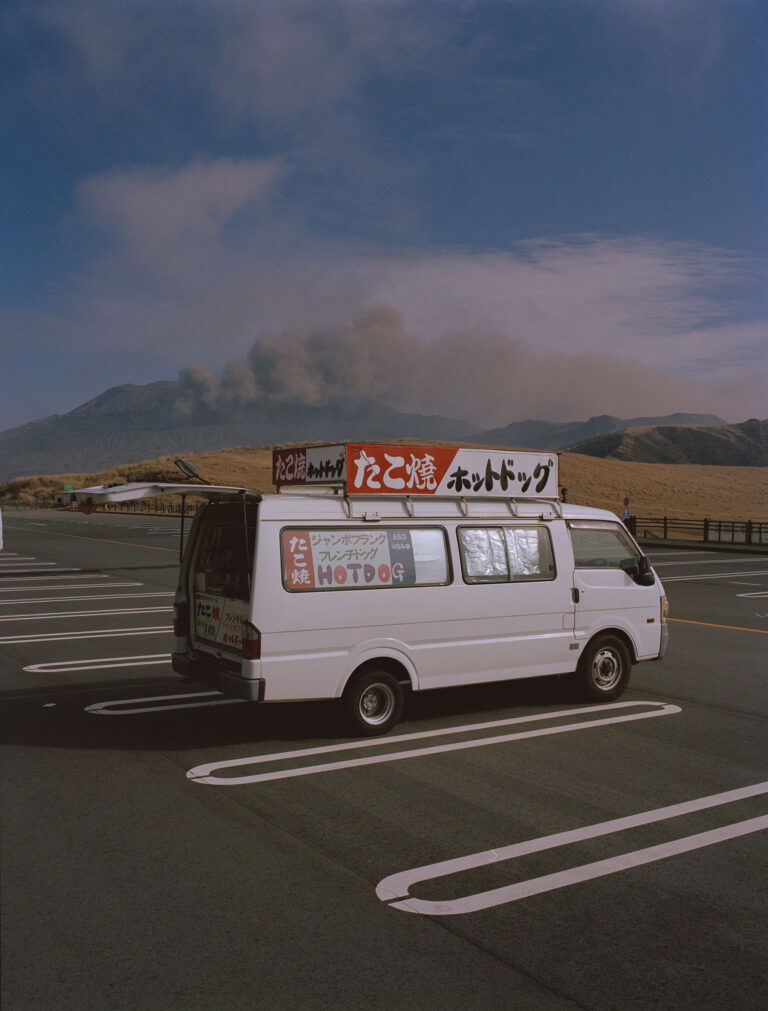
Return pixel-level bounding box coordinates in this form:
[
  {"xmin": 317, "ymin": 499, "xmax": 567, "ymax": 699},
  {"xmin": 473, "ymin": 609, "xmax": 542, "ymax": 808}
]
[{"xmin": 1, "ymin": 0, "xmax": 766, "ymax": 430}]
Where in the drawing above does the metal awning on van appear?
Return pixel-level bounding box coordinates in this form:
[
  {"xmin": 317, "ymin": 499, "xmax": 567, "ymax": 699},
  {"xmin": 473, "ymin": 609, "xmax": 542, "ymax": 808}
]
[{"xmin": 55, "ymin": 482, "xmax": 260, "ymax": 506}]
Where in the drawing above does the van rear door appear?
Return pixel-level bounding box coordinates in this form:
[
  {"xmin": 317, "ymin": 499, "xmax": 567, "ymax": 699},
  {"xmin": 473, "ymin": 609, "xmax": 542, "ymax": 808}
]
[{"xmin": 188, "ymin": 501, "xmax": 258, "ymax": 656}]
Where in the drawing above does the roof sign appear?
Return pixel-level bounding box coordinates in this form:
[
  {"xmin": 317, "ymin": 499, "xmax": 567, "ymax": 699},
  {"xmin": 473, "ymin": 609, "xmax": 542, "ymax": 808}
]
[
  {"xmin": 273, "ymin": 444, "xmax": 558, "ymax": 499},
  {"xmin": 272, "ymin": 444, "xmax": 346, "ymax": 487}
]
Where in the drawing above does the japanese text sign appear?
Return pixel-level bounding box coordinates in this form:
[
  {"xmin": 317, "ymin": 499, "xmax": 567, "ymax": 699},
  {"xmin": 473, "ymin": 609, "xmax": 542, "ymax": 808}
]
[
  {"xmin": 347, "ymin": 444, "xmax": 558, "ymax": 498},
  {"xmin": 282, "ymin": 528, "xmax": 417, "ymax": 590},
  {"xmin": 273, "ymin": 443, "xmax": 558, "ymax": 499},
  {"xmin": 273, "ymin": 445, "xmax": 346, "ymax": 486}
]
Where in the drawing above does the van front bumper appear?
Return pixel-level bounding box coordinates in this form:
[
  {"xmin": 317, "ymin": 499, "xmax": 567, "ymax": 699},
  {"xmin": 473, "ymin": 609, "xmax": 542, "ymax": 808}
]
[
  {"xmin": 651, "ymin": 622, "xmax": 670, "ymax": 661},
  {"xmin": 172, "ymin": 652, "xmax": 265, "ymax": 702}
]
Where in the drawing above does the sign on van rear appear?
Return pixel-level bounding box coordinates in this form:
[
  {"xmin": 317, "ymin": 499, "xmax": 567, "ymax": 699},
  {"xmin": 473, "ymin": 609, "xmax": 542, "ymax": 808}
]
[
  {"xmin": 273, "ymin": 444, "xmax": 558, "ymax": 498},
  {"xmin": 194, "ymin": 592, "xmax": 249, "ymax": 651}
]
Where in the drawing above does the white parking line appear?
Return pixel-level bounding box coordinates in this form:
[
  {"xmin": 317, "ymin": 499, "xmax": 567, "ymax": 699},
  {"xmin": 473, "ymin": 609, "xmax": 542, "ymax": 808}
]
[
  {"xmin": 86, "ymin": 692, "xmax": 241, "ymax": 714},
  {"xmin": 663, "ymin": 570, "xmax": 768, "ymax": 582},
  {"xmin": 0, "ymin": 574, "xmax": 112, "ymax": 586},
  {"xmin": 0, "ymin": 592, "xmax": 172, "ymax": 605},
  {"xmin": 376, "ymin": 782, "xmax": 768, "ymax": 915},
  {"xmin": 646, "ymin": 554, "xmax": 727, "ymax": 562},
  {"xmin": 653, "ymin": 557, "xmax": 768, "ymax": 566},
  {"xmin": 0, "ymin": 567, "xmax": 82, "ymax": 575},
  {"xmin": 0, "ymin": 580, "xmax": 140, "ymax": 593},
  {"xmin": 24, "ymin": 654, "xmax": 171, "ymax": 673},
  {"xmin": 0, "ymin": 563, "xmax": 64, "ymax": 570},
  {"xmin": 1, "ymin": 626, "xmax": 172, "ymax": 644},
  {"xmin": 186, "ymin": 701, "xmax": 680, "ymax": 786},
  {"xmin": 0, "ymin": 606, "xmax": 172, "ymax": 621}
]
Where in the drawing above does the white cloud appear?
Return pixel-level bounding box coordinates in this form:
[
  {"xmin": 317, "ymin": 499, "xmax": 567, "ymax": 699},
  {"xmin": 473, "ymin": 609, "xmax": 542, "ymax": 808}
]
[{"xmin": 78, "ymin": 157, "xmax": 285, "ymax": 266}]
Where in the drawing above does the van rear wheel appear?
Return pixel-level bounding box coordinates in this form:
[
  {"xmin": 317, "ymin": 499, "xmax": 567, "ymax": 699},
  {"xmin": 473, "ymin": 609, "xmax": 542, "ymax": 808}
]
[
  {"xmin": 343, "ymin": 670, "xmax": 404, "ymax": 736},
  {"xmin": 575, "ymin": 635, "xmax": 631, "ymax": 702}
]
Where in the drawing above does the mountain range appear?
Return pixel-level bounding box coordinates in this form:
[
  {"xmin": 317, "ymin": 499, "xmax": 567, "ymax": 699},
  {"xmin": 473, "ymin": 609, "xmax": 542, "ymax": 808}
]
[
  {"xmin": 0, "ymin": 379, "xmax": 763, "ymax": 481},
  {"xmin": 0, "ymin": 382, "xmax": 473, "ymax": 481},
  {"xmin": 566, "ymin": 418, "xmax": 768, "ymax": 466}
]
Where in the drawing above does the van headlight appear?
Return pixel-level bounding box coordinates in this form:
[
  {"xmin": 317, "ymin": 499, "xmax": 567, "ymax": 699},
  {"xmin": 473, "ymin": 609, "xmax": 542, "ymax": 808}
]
[{"xmin": 661, "ymin": 596, "xmax": 669, "ymax": 621}]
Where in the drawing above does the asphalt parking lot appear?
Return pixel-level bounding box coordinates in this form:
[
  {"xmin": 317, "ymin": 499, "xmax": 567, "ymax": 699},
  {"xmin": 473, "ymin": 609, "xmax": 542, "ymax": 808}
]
[{"xmin": 1, "ymin": 510, "xmax": 766, "ymax": 1010}]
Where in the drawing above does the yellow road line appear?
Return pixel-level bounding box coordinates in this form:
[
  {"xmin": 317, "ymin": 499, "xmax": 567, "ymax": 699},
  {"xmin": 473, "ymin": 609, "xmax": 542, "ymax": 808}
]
[
  {"xmin": 669, "ymin": 617, "xmax": 768, "ymax": 635},
  {"xmin": 6, "ymin": 525, "xmax": 178, "ymax": 553}
]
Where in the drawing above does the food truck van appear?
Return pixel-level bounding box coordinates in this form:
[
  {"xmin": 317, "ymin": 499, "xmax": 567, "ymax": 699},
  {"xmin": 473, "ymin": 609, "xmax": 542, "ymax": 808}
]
[{"xmin": 60, "ymin": 443, "xmax": 668, "ymax": 735}]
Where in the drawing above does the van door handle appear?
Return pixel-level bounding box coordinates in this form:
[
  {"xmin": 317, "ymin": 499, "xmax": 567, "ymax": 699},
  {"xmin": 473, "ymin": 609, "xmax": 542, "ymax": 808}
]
[{"xmin": 572, "ymin": 588, "xmax": 580, "ymax": 603}]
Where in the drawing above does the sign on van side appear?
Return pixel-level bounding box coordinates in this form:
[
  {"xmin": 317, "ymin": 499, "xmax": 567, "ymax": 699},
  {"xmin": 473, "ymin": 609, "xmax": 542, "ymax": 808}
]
[
  {"xmin": 273, "ymin": 443, "xmax": 558, "ymax": 499},
  {"xmin": 282, "ymin": 528, "xmax": 418, "ymax": 590}
]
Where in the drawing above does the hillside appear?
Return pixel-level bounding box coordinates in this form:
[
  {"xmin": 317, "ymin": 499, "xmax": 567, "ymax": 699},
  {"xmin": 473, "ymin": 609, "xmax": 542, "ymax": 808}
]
[
  {"xmin": 2, "ymin": 443, "xmax": 766, "ymax": 520},
  {"xmin": 0, "ymin": 375, "xmax": 738, "ymax": 480},
  {"xmin": 472, "ymin": 413, "xmax": 726, "ymax": 450},
  {"xmin": 567, "ymin": 419, "xmax": 768, "ymax": 466},
  {"xmin": 0, "ymin": 382, "xmax": 475, "ymax": 481}
]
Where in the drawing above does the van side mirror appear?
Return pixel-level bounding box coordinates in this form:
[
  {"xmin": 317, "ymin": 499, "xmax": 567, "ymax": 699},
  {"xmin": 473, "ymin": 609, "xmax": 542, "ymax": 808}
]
[{"xmin": 635, "ymin": 556, "xmax": 655, "ymax": 586}]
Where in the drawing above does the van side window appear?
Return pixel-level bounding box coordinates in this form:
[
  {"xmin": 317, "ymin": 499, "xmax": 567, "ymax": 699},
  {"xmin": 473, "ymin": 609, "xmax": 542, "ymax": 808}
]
[
  {"xmin": 458, "ymin": 526, "xmax": 556, "ymax": 583},
  {"xmin": 281, "ymin": 527, "xmax": 450, "ymax": 591},
  {"xmin": 570, "ymin": 525, "xmax": 640, "ymax": 573}
]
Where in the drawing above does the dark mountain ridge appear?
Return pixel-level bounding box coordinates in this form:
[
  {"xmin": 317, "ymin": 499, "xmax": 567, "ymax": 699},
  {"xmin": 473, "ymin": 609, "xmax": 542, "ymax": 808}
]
[
  {"xmin": 0, "ymin": 377, "xmax": 755, "ymax": 479},
  {"xmin": 0, "ymin": 382, "xmax": 476, "ymax": 481},
  {"xmin": 471, "ymin": 413, "xmax": 726, "ymax": 450},
  {"xmin": 567, "ymin": 419, "xmax": 768, "ymax": 466}
]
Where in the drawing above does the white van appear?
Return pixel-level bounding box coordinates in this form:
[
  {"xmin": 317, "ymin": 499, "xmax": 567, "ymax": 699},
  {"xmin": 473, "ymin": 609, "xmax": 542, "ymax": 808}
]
[{"xmin": 61, "ymin": 444, "xmax": 668, "ymax": 735}]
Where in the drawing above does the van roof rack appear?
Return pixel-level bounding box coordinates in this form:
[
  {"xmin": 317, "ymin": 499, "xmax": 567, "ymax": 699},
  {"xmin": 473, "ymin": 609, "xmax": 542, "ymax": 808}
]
[{"xmin": 272, "ymin": 442, "xmax": 560, "ymax": 503}]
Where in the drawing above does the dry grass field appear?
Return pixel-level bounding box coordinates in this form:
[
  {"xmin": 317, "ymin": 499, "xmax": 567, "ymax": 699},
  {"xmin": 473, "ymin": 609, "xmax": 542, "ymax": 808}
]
[{"xmin": 2, "ymin": 441, "xmax": 766, "ymax": 520}]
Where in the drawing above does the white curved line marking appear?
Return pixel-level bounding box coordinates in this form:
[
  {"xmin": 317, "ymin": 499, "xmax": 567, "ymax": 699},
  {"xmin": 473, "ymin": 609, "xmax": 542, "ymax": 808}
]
[
  {"xmin": 86, "ymin": 692, "xmax": 241, "ymax": 714},
  {"xmin": 187, "ymin": 701, "xmax": 680, "ymax": 786},
  {"xmin": 377, "ymin": 782, "xmax": 768, "ymax": 915},
  {"xmin": 24, "ymin": 654, "xmax": 170, "ymax": 673}
]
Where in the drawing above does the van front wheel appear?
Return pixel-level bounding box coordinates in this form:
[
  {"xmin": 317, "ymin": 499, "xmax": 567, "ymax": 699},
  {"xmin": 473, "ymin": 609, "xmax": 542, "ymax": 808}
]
[
  {"xmin": 575, "ymin": 635, "xmax": 631, "ymax": 702},
  {"xmin": 343, "ymin": 670, "xmax": 404, "ymax": 736}
]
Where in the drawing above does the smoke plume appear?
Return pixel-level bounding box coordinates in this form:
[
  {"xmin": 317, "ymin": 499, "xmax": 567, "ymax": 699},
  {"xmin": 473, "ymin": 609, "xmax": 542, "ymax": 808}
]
[{"xmin": 174, "ymin": 304, "xmax": 723, "ymax": 426}]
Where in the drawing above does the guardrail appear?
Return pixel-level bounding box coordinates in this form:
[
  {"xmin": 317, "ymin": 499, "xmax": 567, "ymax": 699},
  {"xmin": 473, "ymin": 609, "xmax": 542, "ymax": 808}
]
[
  {"xmin": 631, "ymin": 516, "xmax": 768, "ymax": 545},
  {"xmin": 3, "ymin": 499, "xmax": 767, "ymax": 545},
  {"xmin": 1, "ymin": 498, "xmax": 199, "ymax": 515}
]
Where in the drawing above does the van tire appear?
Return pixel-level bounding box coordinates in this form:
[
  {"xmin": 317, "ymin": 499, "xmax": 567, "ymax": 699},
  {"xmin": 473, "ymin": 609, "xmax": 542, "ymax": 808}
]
[
  {"xmin": 575, "ymin": 635, "xmax": 631, "ymax": 702},
  {"xmin": 343, "ymin": 670, "xmax": 404, "ymax": 736}
]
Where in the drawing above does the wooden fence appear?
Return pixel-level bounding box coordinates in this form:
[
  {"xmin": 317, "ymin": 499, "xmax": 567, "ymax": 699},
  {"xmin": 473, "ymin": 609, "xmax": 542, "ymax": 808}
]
[{"xmin": 630, "ymin": 516, "xmax": 768, "ymax": 545}]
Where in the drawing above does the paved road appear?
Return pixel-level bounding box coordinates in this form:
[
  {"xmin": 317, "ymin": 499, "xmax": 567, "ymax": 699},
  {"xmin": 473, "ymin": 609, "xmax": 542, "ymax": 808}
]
[{"xmin": 2, "ymin": 510, "xmax": 766, "ymax": 1010}]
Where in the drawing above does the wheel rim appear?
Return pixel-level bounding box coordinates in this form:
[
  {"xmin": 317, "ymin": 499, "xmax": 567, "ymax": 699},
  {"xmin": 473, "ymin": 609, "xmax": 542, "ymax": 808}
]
[
  {"xmin": 358, "ymin": 682, "xmax": 396, "ymax": 726},
  {"xmin": 590, "ymin": 647, "xmax": 623, "ymax": 691}
]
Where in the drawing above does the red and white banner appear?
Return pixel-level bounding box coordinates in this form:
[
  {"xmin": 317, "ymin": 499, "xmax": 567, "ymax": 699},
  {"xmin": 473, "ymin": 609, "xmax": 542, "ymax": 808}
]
[
  {"xmin": 273, "ymin": 443, "xmax": 558, "ymax": 499},
  {"xmin": 347, "ymin": 444, "xmax": 558, "ymax": 497}
]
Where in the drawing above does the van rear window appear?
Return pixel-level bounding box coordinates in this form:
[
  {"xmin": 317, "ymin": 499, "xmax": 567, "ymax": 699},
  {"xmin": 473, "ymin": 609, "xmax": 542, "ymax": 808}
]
[
  {"xmin": 194, "ymin": 513, "xmax": 256, "ymax": 602},
  {"xmin": 281, "ymin": 527, "xmax": 450, "ymax": 591}
]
